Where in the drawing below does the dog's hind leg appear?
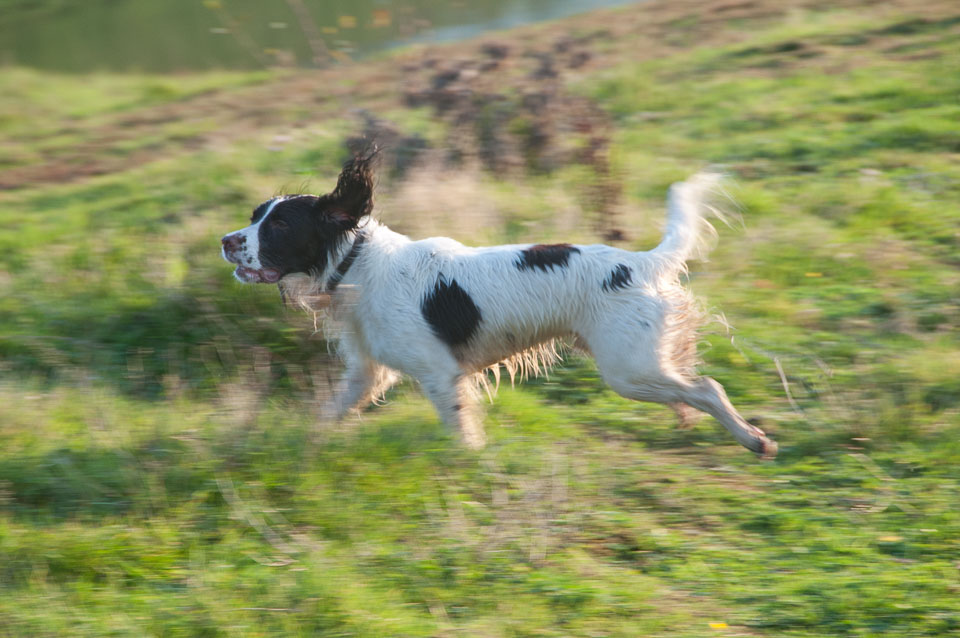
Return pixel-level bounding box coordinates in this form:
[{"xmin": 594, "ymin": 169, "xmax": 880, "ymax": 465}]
[
  {"xmin": 670, "ymin": 402, "xmax": 702, "ymax": 430},
  {"xmin": 606, "ymin": 371, "xmax": 775, "ymax": 457},
  {"xmin": 671, "ymin": 377, "xmax": 776, "ymax": 457},
  {"xmin": 587, "ymin": 330, "xmax": 776, "ymax": 457}
]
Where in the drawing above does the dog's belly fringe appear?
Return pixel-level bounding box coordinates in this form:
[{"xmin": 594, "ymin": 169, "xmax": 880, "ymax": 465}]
[
  {"xmin": 658, "ymin": 282, "xmax": 703, "ymax": 381},
  {"xmin": 468, "ymin": 338, "xmax": 565, "ymax": 400}
]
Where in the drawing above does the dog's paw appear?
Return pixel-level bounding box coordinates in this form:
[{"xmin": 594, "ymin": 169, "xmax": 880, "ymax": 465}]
[
  {"xmin": 671, "ymin": 403, "xmax": 703, "ymax": 430},
  {"xmin": 460, "ymin": 426, "xmax": 487, "ymax": 450},
  {"xmin": 758, "ymin": 436, "xmax": 778, "ymax": 460}
]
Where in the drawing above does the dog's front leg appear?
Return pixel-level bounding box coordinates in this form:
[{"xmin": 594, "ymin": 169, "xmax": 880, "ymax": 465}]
[
  {"xmin": 321, "ymin": 361, "xmax": 399, "ymax": 423},
  {"xmin": 419, "ymin": 373, "xmax": 486, "ymax": 450}
]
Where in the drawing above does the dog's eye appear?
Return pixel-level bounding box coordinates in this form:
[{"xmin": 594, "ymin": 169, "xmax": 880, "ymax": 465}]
[{"xmin": 270, "ymin": 218, "xmax": 289, "ymax": 230}]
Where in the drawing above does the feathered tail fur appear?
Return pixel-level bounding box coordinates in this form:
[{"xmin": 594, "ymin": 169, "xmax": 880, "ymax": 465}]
[
  {"xmin": 651, "ymin": 172, "xmax": 730, "ymax": 274},
  {"xmin": 650, "ymin": 172, "xmax": 731, "ymax": 380}
]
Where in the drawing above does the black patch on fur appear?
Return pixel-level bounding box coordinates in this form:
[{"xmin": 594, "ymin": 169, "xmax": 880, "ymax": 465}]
[
  {"xmin": 314, "ymin": 153, "xmax": 376, "ymax": 222},
  {"xmin": 256, "ymin": 195, "xmax": 344, "ymax": 278},
  {"xmin": 422, "ymin": 276, "xmax": 482, "ymax": 347},
  {"xmin": 515, "ymin": 243, "xmax": 580, "ymax": 272},
  {"xmin": 250, "ymin": 198, "xmax": 276, "ymax": 224},
  {"xmin": 602, "ymin": 264, "xmax": 632, "ymax": 292},
  {"xmin": 252, "ymin": 154, "xmax": 377, "ymax": 280}
]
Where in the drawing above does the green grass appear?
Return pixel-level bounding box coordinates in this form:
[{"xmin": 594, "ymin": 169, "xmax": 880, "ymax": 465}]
[
  {"xmin": 0, "ymin": 67, "xmax": 274, "ymax": 139},
  {"xmin": 1, "ymin": 1, "xmax": 959, "ymax": 636}
]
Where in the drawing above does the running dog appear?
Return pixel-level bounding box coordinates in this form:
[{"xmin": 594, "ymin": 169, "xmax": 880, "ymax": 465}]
[{"xmin": 221, "ymin": 155, "xmax": 776, "ymax": 457}]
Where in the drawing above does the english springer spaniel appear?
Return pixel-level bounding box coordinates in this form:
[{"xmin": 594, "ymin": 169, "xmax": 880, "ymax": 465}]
[{"xmin": 221, "ymin": 155, "xmax": 777, "ymax": 457}]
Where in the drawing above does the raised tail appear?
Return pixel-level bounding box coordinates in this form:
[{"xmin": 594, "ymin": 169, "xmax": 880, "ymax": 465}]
[{"xmin": 650, "ymin": 172, "xmax": 729, "ymax": 274}]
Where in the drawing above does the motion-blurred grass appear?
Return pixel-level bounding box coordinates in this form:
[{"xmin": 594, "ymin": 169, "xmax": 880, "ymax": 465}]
[{"xmin": 1, "ymin": 1, "xmax": 959, "ymax": 636}]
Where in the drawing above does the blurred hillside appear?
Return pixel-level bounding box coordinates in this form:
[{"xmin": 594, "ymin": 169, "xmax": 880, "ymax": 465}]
[{"xmin": 0, "ymin": 0, "xmax": 959, "ymax": 635}]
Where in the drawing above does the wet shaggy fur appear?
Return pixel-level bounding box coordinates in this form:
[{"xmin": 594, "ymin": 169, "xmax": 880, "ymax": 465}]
[{"xmin": 221, "ymin": 156, "xmax": 778, "ymax": 457}]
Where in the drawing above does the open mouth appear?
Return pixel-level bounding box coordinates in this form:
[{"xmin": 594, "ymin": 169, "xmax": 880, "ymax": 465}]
[{"xmin": 234, "ymin": 266, "xmax": 281, "ymax": 283}]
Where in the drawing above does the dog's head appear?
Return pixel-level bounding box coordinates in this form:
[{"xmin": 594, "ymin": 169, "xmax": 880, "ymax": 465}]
[{"xmin": 221, "ymin": 155, "xmax": 375, "ymax": 284}]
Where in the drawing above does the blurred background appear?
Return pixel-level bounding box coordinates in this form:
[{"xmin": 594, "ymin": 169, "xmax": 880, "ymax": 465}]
[
  {"xmin": 0, "ymin": 0, "xmax": 636, "ymax": 72},
  {"xmin": 0, "ymin": 0, "xmax": 958, "ymax": 635}
]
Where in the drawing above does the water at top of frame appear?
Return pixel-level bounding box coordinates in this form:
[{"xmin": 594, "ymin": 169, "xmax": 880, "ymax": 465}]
[{"xmin": 0, "ymin": 0, "xmax": 642, "ymax": 73}]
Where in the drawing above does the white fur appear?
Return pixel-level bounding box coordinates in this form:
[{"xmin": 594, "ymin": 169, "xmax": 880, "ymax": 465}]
[
  {"xmin": 277, "ymin": 174, "xmax": 777, "ymax": 457},
  {"xmin": 222, "ymin": 197, "xmax": 284, "ymax": 281}
]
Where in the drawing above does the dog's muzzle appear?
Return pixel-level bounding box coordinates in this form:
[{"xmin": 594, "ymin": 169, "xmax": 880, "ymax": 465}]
[
  {"xmin": 221, "ymin": 234, "xmax": 280, "ymax": 283},
  {"xmin": 233, "ymin": 265, "xmax": 281, "ymax": 283}
]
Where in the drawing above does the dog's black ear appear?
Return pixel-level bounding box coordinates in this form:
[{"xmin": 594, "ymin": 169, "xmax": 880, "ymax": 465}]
[{"xmin": 317, "ymin": 152, "xmax": 376, "ymax": 226}]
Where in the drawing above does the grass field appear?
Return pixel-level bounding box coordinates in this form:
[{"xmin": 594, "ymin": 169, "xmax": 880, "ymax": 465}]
[{"xmin": 1, "ymin": 0, "xmax": 959, "ymax": 635}]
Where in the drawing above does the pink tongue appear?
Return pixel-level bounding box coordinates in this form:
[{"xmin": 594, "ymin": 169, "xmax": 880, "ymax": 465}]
[{"xmin": 236, "ymin": 266, "xmax": 281, "ymax": 283}]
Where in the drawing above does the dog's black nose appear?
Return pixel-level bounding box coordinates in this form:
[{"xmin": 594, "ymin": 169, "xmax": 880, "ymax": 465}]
[{"xmin": 221, "ymin": 234, "xmax": 242, "ymax": 253}]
